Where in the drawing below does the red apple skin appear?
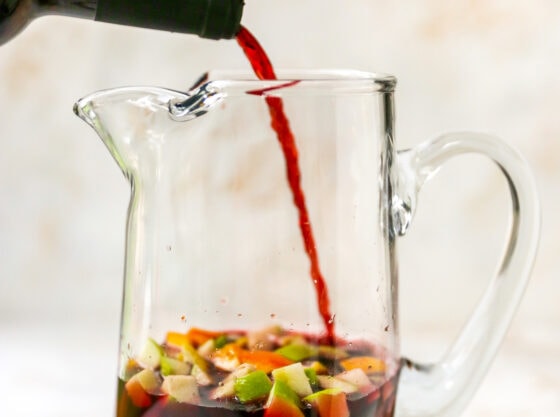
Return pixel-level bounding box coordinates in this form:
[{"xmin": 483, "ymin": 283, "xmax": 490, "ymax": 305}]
[
  {"xmin": 309, "ymin": 391, "xmax": 350, "ymax": 417},
  {"xmin": 264, "ymin": 394, "xmax": 305, "ymax": 417}
]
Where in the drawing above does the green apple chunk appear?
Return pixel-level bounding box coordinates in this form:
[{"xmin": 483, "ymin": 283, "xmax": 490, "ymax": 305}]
[
  {"xmin": 138, "ymin": 338, "xmax": 163, "ymax": 369},
  {"xmin": 161, "ymin": 375, "xmax": 200, "ymax": 404},
  {"xmin": 160, "ymin": 357, "xmax": 191, "ymax": 376},
  {"xmin": 210, "ymin": 363, "xmax": 256, "ymax": 400},
  {"xmin": 264, "ymin": 380, "xmax": 304, "ymax": 417},
  {"xmin": 234, "ymin": 370, "xmax": 273, "ymax": 403},
  {"xmin": 304, "ymin": 368, "xmax": 319, "ymax": 388},
  {"xmin": 304, "ymin": 389, "xmax": 349, "ymax": 417},
  {"xmin": 271, "ymin": 363, "xmax": 313, "ymax": 397}
]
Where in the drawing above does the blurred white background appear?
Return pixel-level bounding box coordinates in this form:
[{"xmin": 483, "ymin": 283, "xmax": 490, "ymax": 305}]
[{"xmin": 0, "ymin": 0, "xmax": 558, "ymax": 416}]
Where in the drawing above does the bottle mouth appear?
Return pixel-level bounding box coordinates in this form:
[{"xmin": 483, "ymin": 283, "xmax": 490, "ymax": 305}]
[{"xmin": 201, "ymin": 0, "xmax": 244, "ymax": 39}]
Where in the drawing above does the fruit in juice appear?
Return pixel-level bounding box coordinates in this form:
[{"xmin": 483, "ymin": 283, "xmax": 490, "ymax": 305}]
[{"xmin": 117, "ymin": 327, "xmax": 399, "ymax": 417}]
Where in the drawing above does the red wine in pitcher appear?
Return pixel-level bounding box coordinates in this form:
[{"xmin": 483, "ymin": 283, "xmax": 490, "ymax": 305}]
[{"xmin": 116, "ymin": 26, "xmax": 400, "ymax": 417}]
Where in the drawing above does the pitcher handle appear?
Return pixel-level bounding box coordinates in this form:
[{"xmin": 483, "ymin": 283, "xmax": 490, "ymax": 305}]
[{"xmin": 394, "ymin": 132, "xmax": 540, "ymax": 417}]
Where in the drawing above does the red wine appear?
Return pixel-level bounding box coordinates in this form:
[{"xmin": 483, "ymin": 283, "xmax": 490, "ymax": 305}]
[
  {"xmin": 117, "ymin": 327, "xmax": 399, "ymax": 417},
  {"xmin": 235, "ymin": 26, "xmax": 335, "ymax": 344}
]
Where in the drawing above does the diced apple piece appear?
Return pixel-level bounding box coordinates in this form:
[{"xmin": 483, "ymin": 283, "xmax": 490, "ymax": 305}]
[
  {"xmin": 339, "ymin": 356, "xmax": 385, "ymax": 374},
  {"xmin": 124, "ymin": 369, "xmax": 161, "ymax": 408},
  {"xmin": 304, "ymin": 389, "xmax": 349, "ymax": 417},
  {"xmin": 197, "ymin": 338, "xmax": 216, "ymax": 360},
  {"xmin": 336, "ymin": 368, "xmax": 374, "ymax": 394},
  {"xmin": 210, "ymin": 379, "xmax": 236, "ymax": 400},
  {"xmin": 264, "ymin": 380, "xmax": 304, "ymax": 417},
  {"xmin": 161, "ymin": 375, "xmax": 200, "ymax": 404},
  {"xmin": 138, "ymin": 338, "xmax": 163, "ymax": 369},
  {"xmin": 192, "ymin": 364, "xmax": 213, "ymax": 386},
  {"xmin": 210, "ymin": 363, "xmax": 256, "ymax": 400},
  {"xmin": 234, "ymin": 370, "xmax": 273, "ymax": 403},
  {"xmin": 271, "ymin": 362, "xmax": 313, "ymax": 397},
  {"xmin": 160, "ymin": 357, "xmax": 191, "ymax": 376},
  {"xmin": 136, "ymin": 369, "xmax": 162, "ymax": 392},
  {"xmin": 275, "ymin": 343, "xmax": 317, "ymax": 362},
  {"xmin": 317, "ymin": 375, "xmax": 358, "ymax": 394}
]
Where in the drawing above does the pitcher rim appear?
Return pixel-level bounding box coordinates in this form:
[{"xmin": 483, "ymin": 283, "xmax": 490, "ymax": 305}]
[{"xmin": 198, "ymin": 69, "xmax": 396, "ymax": 94}]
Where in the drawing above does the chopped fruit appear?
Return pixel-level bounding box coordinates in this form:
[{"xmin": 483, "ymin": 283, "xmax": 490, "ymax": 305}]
[
  {"xmin": 160, "ymin": 357, "xmax": 191, "ymax": 376},
  {"xmin": 214, "ymin": 334, "xmax": 229, "ymax": 349},
  {"xmin": 304, "ymin": 389, "xmax": 350, "ymax": 417},
  {"xmin": 318, "ymin": 345, "xmax": 349, "ymax": 360},
  {"xmin": 135, "ymin": 368, "xmax": 161, "ymax": 394},
  {"xmin": 271, "ymin": 362, "xmax": 313, "ymax": 397},
  {"xmin": 124, "ymin": 368, "xmax": 161, "ymax": 408},
  {"xmin": 213, "ymin": 343, "xmax": 294, "ymax": 373},
  {"xmin": 247, "ymin": 325, "xmax": 282, "ymax": 350},
  {"xmin": 304, "ymin": 368, "xmax": 319, "ymax": 388},
  {"xmin": 209, "ymin": 363, "xmax": 256, "ymax": 400},
  {"xmin": 336, "ymin": 368, "xmax": 374, "ymax": 394},
  {"xmin": 123, "ymin": 358, "xmax": 142, "ymax": 381},
  {"xmin": 186, "ymin": 327, "xmax": 223, "ymax": 347},
  {"xmin": 306, "ymin": 360, "xmax": 328, "ymax": 375},
  {"xmin": 211, "ymin": 343, "xmax": 242, "ymax": 371},
  {"xmin": 264, "ymin": 380, "xmax": 303, "ymax": 417},
  {"xmin": 197, "ymin": 338, "xmax": 216, "ymax": 360},
  {"xmin": 275, "ymin": 343, "xmax": 317, "ymax": 361},
  {"xmin": 240, "ymin": 349, "xmax": 294, "ymax": 373},
  {"xmin": 138, "ymin": 338, "xmax": 163, "ymax": 369},
  {"xmin": 166, "ymin": 332, "xmax": 208, "ymax": 371},
  {"xmin": 192, "ymin": 364, "xmax": 213, "ymax": 386},
  {"xmin": 317, "ymin": 375, "xmax": 358, "ymax": 394},
  {"xmin": 118, "ymin": 327, "xmax": 399, "ymax": 417},
  {"xmin": 339, "ymin": 356, "xmax": 386, "ymax": 374},
  {"xmin": 166, "ymin": 332, "xmax": 190, "ymax": 349},
  {"xmin": 234, "ymin": 336, "xmax": 249, "ymax": 347},
  {"xmin": 278, "ymin": 334, "xmax": 307, "ymax": 347},
  {"xmin": 234, "ymin": 370, "xmax": 273, "ymax": 403},
  {"xmin": 161, "ymin": 375, "xmax": 200, "ymax": 404},
  {"xmin": 125, "ymin": 375, "xmax": 152, "ymax": 408}
]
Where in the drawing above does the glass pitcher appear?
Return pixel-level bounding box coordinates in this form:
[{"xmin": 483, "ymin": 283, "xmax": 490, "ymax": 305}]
[{"xmin": 74, "ymin": 71, "xmax": 539, "ymax": 417}]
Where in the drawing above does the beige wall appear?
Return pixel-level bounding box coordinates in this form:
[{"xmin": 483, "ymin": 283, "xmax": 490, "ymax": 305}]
[{"xmin": 0, "ymin": 1, "xmax": 558, "ymax": 416}]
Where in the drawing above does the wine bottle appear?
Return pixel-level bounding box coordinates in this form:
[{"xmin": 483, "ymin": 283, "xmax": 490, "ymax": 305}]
[{"xmin": 0, "ymin": 0, "xmax": 244, "ymax": 45}]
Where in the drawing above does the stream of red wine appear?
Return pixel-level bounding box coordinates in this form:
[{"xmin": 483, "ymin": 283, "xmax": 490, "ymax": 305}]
[{"xmin": 235, "ymin": 26, "xmax": 335, "ymax": 344}]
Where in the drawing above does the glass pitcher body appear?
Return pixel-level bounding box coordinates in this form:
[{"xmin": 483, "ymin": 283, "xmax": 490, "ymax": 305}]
[{"xmin": 74, "ymin": 71, "xmax": 539, "ymax": 417}]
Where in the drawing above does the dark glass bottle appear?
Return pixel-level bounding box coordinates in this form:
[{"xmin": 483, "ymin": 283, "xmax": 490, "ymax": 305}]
[{"xmin": 0, "ymin": 0, "xmax": 244, "ymax": 45}]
